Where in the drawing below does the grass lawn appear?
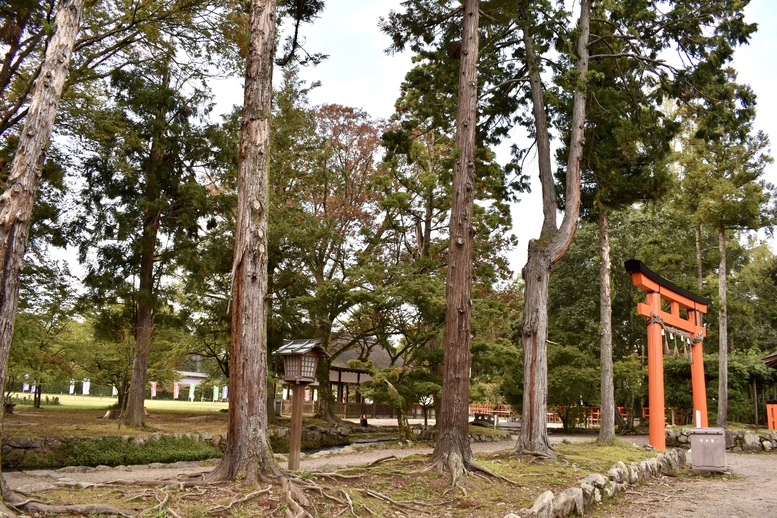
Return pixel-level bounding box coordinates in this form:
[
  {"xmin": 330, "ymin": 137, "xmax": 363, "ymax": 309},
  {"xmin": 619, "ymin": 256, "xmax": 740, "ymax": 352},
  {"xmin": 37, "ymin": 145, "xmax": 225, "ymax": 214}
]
[{"xmin": 4, "ymin": 393, "xmax": 230, "ymax": 438}]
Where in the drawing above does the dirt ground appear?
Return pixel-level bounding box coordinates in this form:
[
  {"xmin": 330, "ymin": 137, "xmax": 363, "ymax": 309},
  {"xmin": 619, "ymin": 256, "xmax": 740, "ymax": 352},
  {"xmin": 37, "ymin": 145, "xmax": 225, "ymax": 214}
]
[
  {"xmin": 4, "ymin": 434, "xmax": 776, "ymax": 517},
  {"xmin": 600, "ymin": 452, "xmax": 777, "ymax": 518}
]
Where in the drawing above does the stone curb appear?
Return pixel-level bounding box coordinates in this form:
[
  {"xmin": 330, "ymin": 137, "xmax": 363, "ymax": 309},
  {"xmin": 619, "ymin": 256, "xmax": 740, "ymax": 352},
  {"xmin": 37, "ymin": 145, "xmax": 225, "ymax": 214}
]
[{"xmin": 509, "ymin": 448, "xmax": 687, "ymax": 518}]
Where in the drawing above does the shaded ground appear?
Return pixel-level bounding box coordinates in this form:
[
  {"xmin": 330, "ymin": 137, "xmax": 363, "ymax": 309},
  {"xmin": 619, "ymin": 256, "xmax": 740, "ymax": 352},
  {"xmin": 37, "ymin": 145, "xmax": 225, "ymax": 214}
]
[{"xmin": 4, "ymin": 431, "xmax": 775, "ymax": 517}]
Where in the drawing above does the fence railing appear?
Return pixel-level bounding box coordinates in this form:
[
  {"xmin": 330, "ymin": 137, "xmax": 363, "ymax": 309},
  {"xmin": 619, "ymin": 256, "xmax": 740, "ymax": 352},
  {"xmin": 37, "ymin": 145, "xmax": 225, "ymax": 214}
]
[{"xmin": 276, "ymin": 400, "xmax": 397, "ymax": 419}]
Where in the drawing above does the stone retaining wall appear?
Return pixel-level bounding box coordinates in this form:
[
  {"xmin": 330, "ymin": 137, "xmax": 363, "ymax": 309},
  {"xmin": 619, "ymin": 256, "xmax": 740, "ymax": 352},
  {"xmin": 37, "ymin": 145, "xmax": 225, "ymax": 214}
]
[
  {"xmin": 1, "ymin": 424, "xmax": 353, "ymax": 470},
  {"xmin": 666, "ymin": 428, "xmax": 777, "ymax": 452},
  {"xmin": 1, "ymin": 432, "xmax": 229, "ymax": 470},
  {"xmin": 415, "ymin": 427, "xmax": 512, "ymax": 443}
]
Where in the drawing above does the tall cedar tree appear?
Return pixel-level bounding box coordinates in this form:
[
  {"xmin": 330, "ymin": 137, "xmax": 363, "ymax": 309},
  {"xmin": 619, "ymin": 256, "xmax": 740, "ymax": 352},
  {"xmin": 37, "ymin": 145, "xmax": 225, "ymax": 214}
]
[
  {"xmin": 429, "ymin": 0, "xmax": 480, "ymax": 483},
  {"xmin": 553, "ymin": 9, "xmax": 677, "ymax": 441},
  {"xmin": 207, "ymin": 0, "xmax": 285, "ymax": 485},
  {"xmin": 70, "ymin": 55, "xmax": 212, "ymax": 426},
  {"xmin": 676, "ymin": 77, "xmax": 773, "ymax": 427},
  {"xmin": 0, "ymin": 3, "xmax": 133, "ymax": 516},
  {"xmin": 514, "ymin": 0, "xmax": 590, "ymax": 454}
]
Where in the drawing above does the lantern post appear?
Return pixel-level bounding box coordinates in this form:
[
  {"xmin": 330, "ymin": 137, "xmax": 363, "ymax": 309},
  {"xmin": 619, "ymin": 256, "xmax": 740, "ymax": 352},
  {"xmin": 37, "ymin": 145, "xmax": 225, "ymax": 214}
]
[{"xmin": 274, "ymin": 339, "xmax": 330, "ymax": 470}]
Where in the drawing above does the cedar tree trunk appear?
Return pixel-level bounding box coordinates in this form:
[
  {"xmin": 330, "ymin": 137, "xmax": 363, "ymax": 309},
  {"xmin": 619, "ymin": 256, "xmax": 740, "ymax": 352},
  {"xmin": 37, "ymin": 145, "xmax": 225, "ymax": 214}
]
[
  {"xmin": 207, "ymin": 0, "xmax": 282, "ymax": 484},
  {"xmin": 717, "ymin": 225, "xmax": 728, "ymax": 427},
  {"xmin": 695, "ymin": 224, "xmax": 703, "ymax": 292},
  {"xmin": 430, "ymin": 0, "xmax": 479, "ymax": 483},
  {"xmin": 598, "ymin": 210, "xmax": 615, "ymax": 441},
  {"xmin": 0, "ymin": 0, "xmax": 83, "ymax": 510},
  {"xmin": 514, "ymin": 0, "xmax": 590, "ymax": 454},
  {"xmin": 121, "ymin": 141, "xmax": 163, "ymax": 428}
]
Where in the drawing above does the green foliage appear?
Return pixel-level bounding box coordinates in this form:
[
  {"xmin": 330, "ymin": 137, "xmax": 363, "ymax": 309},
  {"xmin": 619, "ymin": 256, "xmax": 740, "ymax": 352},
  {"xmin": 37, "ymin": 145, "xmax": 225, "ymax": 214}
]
[
  {"xmin": 16, "ymin": 435, "xmax": 220, "ymax": 470},
  {"xmin": 547, "ymin": 344, "xmax": 599, "ymax": 428}
]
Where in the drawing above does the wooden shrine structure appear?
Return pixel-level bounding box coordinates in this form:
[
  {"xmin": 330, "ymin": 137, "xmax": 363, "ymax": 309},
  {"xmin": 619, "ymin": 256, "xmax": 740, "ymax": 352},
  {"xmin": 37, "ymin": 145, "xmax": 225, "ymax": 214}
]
[{"xmin": 626, "ymin": 260, "xmax": 711, "ymax": 450}]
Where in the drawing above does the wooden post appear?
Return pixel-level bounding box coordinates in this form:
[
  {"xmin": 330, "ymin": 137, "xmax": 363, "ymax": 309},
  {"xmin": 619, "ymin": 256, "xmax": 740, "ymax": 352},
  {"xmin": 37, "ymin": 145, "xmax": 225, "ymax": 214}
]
[
  {"xmin": 646, "ymin": 291, "xmax": 666, "ymax": 450},
  {"xmin": 288, "ymin": 383, "xmax": 304, "ymax": 470}
]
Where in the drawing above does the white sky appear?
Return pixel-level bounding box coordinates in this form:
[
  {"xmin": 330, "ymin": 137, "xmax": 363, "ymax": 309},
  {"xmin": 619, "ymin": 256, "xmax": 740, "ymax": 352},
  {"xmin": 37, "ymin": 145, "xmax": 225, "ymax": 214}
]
[{"xmin": 215, "ymin": 0, "xmax": 777, "ymax": 275}]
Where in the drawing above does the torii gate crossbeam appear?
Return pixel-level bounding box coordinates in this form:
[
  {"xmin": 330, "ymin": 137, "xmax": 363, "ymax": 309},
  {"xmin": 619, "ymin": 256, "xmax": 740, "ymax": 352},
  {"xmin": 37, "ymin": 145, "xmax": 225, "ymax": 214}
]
[{"xmin": 625, "ymin": 260, "xmax": 711, "ymax": 450}]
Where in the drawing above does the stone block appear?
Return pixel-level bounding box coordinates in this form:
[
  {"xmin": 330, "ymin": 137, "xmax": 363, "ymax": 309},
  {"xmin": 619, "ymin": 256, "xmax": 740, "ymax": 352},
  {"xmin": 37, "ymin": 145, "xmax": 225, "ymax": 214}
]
[
  {"xmin": 555, "ymin": 490, "xmax": 577, "ymax": 517},
  {"xmin": 724, "ymin": 430, "xmax": 738, "ymax": 449},
  {"xmin": 527, "ymin": 490, "xmax": 556, "ymax": 518},
  {"xmin": 561, "ymin": 487, "xmax": 585, "ymax": 515},
  {"xmin": 743, "ymin": 432, "xmax": 761, "ymax": 452},
  {"xmin": 627, "ymin": 462, "xmax": 640, "ymax": 484}
]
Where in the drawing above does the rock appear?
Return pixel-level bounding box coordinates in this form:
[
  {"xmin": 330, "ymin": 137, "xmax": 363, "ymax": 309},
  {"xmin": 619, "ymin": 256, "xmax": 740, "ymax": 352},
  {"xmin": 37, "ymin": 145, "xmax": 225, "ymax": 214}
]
[
  {"xmin": 555, "ymin": 489, "xmax": 577, "ymax": 517},
  {"xmin": 743, "ymin": 432, "xmax": 761, "ymax": 452},
  {"xmin": 724, "ymin": 430, "xmax": 738, "ymax": 449},
  {"xmin": 527, "ymin": 490, "xmax": 555, "ymax": 518},
  {"xmin": 665, "ymin": 428, "xmax": 679, "ymax": 446},
  {"xmin": 503, "ymin": 514, "xmax": 521, "ymax": 518},
  {"xmin": 673, "ymin": 448, "xmax": 687, "ymax": 468},
  {"xmin": 580, "ymin": 481, "xmax": 595, "ymax": 512},
  {"xmin": 627, "ymin": 462, "xmax": 640, "ymax": 484},
  {"xmin": 762, "ymin": 440, "xmax": 773, "ymax": 452},
  {"xmin": 607, "ymin": 464, "xmax": 627, "ymax": 483},
  {"xmin": 604, "ymin": 480, "xmax": 616, "ymax": 498},
  {"xmin": 578, "ymin": 473, "xmax": 607, "ymax": 489},
  {"xmin": 561, "ymin": 487, "xmax": 585, "ymax": 515}
]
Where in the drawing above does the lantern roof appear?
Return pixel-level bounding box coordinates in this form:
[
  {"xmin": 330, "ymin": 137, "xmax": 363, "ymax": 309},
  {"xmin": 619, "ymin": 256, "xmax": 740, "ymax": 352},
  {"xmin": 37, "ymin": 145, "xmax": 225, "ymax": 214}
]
[{"xmin": 275, "ymin": 338, "xmax": 330, "ymax": 358}]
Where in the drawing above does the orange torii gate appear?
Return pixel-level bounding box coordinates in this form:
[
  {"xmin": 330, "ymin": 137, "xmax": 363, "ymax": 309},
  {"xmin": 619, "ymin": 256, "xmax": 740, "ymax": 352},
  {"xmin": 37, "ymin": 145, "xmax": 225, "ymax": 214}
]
[{"xmin": 625, "ymin": 260, "xmax": 711, "ymax": 450}]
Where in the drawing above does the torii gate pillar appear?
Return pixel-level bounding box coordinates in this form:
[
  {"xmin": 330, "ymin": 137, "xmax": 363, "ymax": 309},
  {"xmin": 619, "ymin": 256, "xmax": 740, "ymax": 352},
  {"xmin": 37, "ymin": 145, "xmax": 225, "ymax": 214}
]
[{"xmin": 626, "ymin": 260, "xmax": 711, "ymax": 450}]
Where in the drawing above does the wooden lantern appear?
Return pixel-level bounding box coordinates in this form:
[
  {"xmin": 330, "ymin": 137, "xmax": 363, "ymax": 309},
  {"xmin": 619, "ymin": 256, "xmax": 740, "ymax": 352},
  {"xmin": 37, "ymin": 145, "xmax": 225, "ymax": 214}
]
[
  {"xmin": 275, "ymin": 339, "xmax": 330, "ymax": 385},
  {"xmin": 274, "ymin": 339, "xmax": 330, "ymax": 471}
]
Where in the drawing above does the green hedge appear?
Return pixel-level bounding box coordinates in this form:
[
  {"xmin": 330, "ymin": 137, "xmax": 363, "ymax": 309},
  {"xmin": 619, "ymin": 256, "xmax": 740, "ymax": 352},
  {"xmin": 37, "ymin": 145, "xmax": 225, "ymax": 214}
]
[{"xmin": 18, "ymin": 435, "xmax": 221, "ymax": 470}]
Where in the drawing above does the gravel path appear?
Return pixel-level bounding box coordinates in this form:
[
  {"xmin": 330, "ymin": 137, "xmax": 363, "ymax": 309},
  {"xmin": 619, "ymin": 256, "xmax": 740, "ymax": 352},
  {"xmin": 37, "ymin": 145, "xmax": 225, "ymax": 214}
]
[{"xmin": 602, "ymin": 452, "xmax": 777, "ymax": 518}]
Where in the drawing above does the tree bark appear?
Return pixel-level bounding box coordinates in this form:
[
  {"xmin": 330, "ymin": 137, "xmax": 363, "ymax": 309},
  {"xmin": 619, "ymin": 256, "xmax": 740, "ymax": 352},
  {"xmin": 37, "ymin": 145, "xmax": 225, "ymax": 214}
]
[
  {"xmin": 430, "ymin": 0, "xmax": 479, "ymax": 483},
  {"xmin": 717, "ymin": 225, "xmax": 728, "ymax": 427},
  {"xmin": 0, "ymin": 1, "xmax": 83, "ymax": 513},
  {"xmin": 514, "ymin": 0, "xmax": 590, "ymax": 454},
  {"xmin": 598, "ymin": 210, "xmax": 615, "ymax": 442},
  {"xmin": 121, "ymin": 132, "xmax": 163, "ymax": 428},
  {"xmin": 695, "ymin": 224, "xmax": 703, "ymax": 292},
  {"xmin": 207, "ymin": 0, "xmax": 282, "ymax": 484}
]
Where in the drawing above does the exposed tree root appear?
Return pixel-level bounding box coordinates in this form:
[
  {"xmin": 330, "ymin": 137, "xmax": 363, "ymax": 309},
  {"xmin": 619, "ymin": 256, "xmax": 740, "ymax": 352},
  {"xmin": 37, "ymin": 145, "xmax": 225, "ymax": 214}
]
[
  {"xmin": 1, "ymin": 485, "xmax": 133, "ymax": 517},
  {"xmin": 361, "ymin": 488, "xmax": 441, "ymax": 513},
  {"xmin": 207, "ymin": 485, "xmax": 272, "ymax": 514},
  {"xmin": 283, "ymin": 477, "xmax": 314, "ymax": 518},
  {"xmin": 313, "ymin": 472, "xmax": 363, "ymax": 480},
  {"xmin": 508, "ymin": 448, "xmax": 559, "ymax": 462},
  {"xmin": 367, "ymin": 455, "xmax": 397, "ymax": 466},
  {"xmin": 468, "ymin": 461, "xmax": 517, "ymax": 485}
]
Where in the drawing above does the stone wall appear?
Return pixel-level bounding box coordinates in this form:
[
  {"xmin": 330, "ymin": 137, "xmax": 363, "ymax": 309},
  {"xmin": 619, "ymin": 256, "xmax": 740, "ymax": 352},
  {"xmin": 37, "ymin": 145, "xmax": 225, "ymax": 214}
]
[
  {"xmin": 415, "ymin": 427, "xmax": 512, "ymax": 443},
  {"xmin": 666, "ymin": 428, "xmax": 777, "ymax": 452}
]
